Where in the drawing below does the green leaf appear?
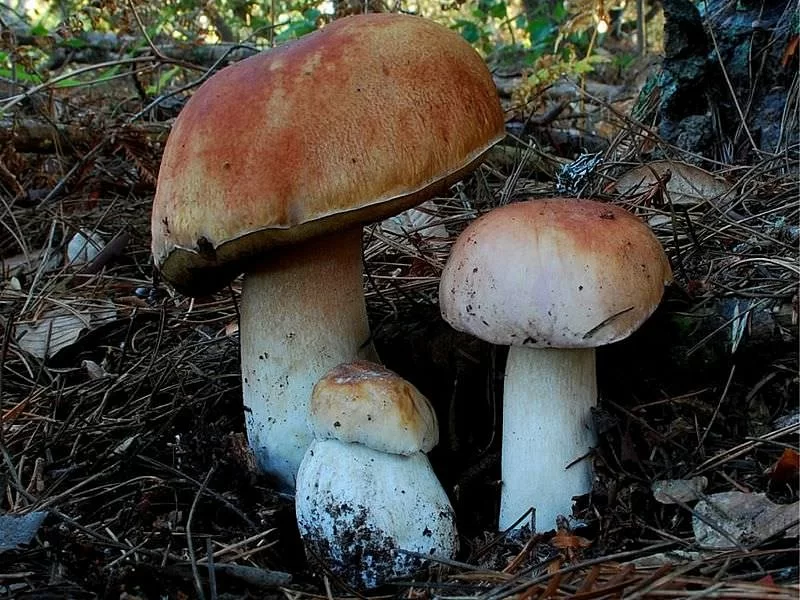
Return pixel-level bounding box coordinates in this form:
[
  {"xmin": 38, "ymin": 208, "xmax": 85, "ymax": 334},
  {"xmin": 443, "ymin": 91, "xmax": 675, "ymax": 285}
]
[
  {"xmin": 470, "ymin": 7, "xmax": 487, "ymax": 20},
  {"xmin": 0, "ymin": 65, "xmax": 43, "ymax": 84},
  {"xmin": 489, "ymin": 2, "xmax": 507, "ymax": 18},
  {"xmin": 528, "ymin": 17, "xmax": 555, "ymax": 45},
  {"xmin": 303, "ymin": 8, "xmax": 321, "ymax": 21},
  {"xmin": 63, "ymin": 38, "xmax": 88, "ymax": 49},
  {"xmin": 30, "ymin": 23, "xmax": 49, "ymax": 36},
  {"xmin": 276, "ymin": 18, "xmax": 316, "ymax": 42},
  {"xmin": 586, "ymin": 53, "xmax": 612, "ymax": 63},
  {"xmin": 146, "ymin": 65, "xmax": 182, "ymax": 95},
  {"xmin": 454, "ymin": 20, "xmax": 482, "ymax": 44},
  {"xmin": 571, "ymin": 59, "xmax": 595, "ymax": 74}
]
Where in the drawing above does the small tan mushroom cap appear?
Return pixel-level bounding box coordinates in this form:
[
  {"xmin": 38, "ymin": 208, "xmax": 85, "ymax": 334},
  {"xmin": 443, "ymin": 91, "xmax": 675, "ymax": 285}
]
[
  {"xmin": 310, "ymin": 361, "xmax": 438, "ymax": 455},
  {"xmin": 151, "ymin": 13, "xmax": 505, "ymax": 295},
  {"xmin": 439, "ymin": 198, "xmax": 672, "ymax": 348}
]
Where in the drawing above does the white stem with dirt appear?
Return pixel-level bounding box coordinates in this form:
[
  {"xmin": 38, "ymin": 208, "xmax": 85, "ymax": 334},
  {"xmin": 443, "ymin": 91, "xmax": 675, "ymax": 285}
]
[{"xmin": 240, "ymin": 228, "xmax": 378, "ymax": 491}]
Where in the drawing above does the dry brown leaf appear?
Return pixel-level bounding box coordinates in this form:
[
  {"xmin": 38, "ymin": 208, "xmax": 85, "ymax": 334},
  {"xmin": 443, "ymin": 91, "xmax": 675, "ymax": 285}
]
[
  {"xmin": 768, "ymin": 448, "xmax": 800, "ymax": 483},
  {"xmin": 224, "ymin": 321, "xmax": 239, "ymax": 337},
  {"xmin": 627, "ymin": 549, "xmax": 703, "ymax": 567},
  {"xmin": 1, "ymin": 399, "xmax": 29, "ymax": 424},
  {"xmin": 652, "ymin": 476, "xmax": 708, "ymax": 504},
  {"xmin": 614, "ymin": 160, "xmax": 731, "ymax": 206},
  {"xmin": 546, "ymin": 556, "xmax": 564, "ymax": 574},
  {"xmin": 15, "ymin": 301, "xmax": 117, "ymax": 359},
  {"xmin": 693, "ymin": 491, "xmax": 800, "ymax": 549},
  {"xmin": 82, "ymin": 359, "xmax": 113, "ymax": 380},
  {"xmin": 781, "ymin": 35, "xmax": 799, "ymax": 67},
  {"xmin": 380, "ymin": 201, "xmax": 449, "ymax": 242},
  {"xmin": 1, "ymin": 248, "xmax": 61, "ymax": 279},
  {"xmin": 550, "ymin": 531, "xmax": 592, "ymax": 550}
]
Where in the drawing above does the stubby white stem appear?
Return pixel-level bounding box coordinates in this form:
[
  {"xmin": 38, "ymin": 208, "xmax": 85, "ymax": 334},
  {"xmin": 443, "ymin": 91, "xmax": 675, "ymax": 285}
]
[
  {"xmin": 499, "ymin": 347, "xmax": 598, "ymax": 531},
  {"xmin": 240, "ymin": 229, "xmax": 378, "ymax": 491},
  {"xmin": 296, "ymin": 439, "xmax": 458, "ymax": 589}
]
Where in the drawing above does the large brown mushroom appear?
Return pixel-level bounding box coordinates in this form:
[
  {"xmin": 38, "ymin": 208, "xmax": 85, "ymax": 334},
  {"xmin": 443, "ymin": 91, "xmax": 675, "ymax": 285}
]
[{"xmin": 151, "ymin": 13, "xmax": 505, "ymax": 491}]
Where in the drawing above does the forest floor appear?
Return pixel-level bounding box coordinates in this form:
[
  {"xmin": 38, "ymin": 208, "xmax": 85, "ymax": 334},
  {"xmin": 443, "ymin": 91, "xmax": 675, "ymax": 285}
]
[{"xmin": 0, "ymin": 20, "xmax": 798, "ymax": 600}]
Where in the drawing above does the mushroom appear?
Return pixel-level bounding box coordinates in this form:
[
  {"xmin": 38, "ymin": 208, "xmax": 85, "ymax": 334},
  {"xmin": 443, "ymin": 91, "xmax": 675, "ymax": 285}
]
[
  {"xmin": 150, "ymin": 14, "xmax": 505, "ymax": 490},
  {"xmin": 295, "ymin": 360, "xmax": 458, "ymax": 589},
  {"xmin": 438, "ymin": 198, "xmax": 672, "ymax": 531}
]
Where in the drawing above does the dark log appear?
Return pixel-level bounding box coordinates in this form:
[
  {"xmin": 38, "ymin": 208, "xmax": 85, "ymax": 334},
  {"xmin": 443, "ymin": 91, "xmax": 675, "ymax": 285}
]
[
  {"xmin": 7, "ymin": 28, "xmax": 259, "ymax": 70},
  {"xmin": 0, "ymin": 118, "xmax": 171, "ymax": 154}
]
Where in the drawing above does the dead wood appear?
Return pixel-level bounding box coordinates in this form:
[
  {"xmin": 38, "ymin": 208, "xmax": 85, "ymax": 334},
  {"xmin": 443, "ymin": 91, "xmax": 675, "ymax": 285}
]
[{"xmin": 0, "ymin": 118, "xmax": 171, "ymax": 153}]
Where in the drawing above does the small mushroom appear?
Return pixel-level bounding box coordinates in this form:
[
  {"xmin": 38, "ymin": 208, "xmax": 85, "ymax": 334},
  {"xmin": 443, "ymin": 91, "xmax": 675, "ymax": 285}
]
[
  {"xmin": 295, "ymin": 360, "xmax": 458, "ymax": 589},
  {"xmin": 439, "ymin": 198, "xmax": 672, "ymax": 531},
  {"xmin": 150, "ymin": 13, "xmax": 505, "ymax": 491}
]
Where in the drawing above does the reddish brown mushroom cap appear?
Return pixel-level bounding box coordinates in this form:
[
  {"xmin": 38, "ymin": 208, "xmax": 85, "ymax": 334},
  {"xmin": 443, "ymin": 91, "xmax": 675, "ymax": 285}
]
[{"xmin": 151, "ymin": 13, "xmax": 505, "ymax": 294}]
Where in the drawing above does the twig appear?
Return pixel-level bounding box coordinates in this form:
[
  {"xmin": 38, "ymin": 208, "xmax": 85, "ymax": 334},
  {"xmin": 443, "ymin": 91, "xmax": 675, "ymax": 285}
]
[
  {"xmin": 0, "ymin": 57, "xmax": 168, "ymax": 114},
  {"xmin": 705, "ymin": 23, "xmax": 760, "ymax": 155},
  {"xmin": 198, "ymin": 528, "xmax": 277, "ymax": 563},
  {"xmin": 479, "ymin": 541, "xmax": 680, "ymax": 600},
  {"xmin": 187, "ymin": 464, "xmax": 216, "ymax": 600},
  {"xmin": 695, "ymin": 363, "xmax": 736, "ymax": 453},
  {"xmin": 206, "ymin": 538, "xmax": 218, "ymax": 600},
  {"xmin": 690, "ymin": 423, "xmax": 800, "ymax": 475}
]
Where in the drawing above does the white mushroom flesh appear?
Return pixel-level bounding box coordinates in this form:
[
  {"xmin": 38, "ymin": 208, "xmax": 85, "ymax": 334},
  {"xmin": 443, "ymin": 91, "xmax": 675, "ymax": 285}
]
[{"xmin": 295, "ymin": 439, "xmax": 458, "ymax": 589}]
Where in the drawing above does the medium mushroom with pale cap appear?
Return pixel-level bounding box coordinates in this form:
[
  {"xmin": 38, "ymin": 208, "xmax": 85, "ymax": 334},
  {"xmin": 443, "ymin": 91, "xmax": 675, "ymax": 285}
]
[
  {"xmin": 439, "ymin": 198, "xmax": 672, "ymax": 531},
  {"xmin": 295, "ymin": 360, "xmax": 458, "ymax": 589},
  {"xmin": 150, "ymin": 13, "xmax": 505, "ymax": 491}
]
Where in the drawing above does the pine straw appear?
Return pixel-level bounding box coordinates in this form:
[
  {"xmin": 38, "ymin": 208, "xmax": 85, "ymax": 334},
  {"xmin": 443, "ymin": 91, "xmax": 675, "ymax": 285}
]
[{"xmin": 1, "ymin": 85, "xmax": 798, "ymax": 598}]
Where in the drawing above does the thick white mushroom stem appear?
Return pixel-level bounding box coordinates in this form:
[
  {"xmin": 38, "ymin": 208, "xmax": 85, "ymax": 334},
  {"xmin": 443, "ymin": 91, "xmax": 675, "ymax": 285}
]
[
  {"xmin": 296, "ymin": 439, "xmax": 458, "ymax": 589},
  {"xmin": 240, "ymin": 228, "xmax": 378, "ymax": 491},
  {"xmin": 499, "ymin": 347, "xmax": 598, "ymax": 531}
]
